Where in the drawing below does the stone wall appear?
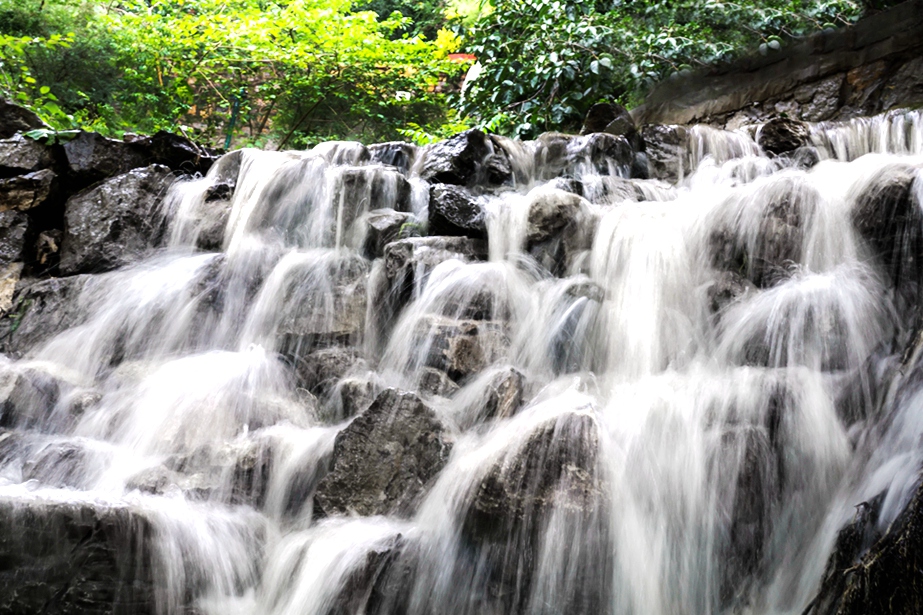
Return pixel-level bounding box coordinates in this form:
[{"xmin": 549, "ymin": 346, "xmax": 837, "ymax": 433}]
[{"xmin": 631, "ymin": 0, "xmax": 923, "ymax": 128}]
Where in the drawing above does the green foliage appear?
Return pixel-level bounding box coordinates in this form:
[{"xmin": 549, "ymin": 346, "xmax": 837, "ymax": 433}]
[
  {"xmin": 460, "ymin": 0, "xmax": 867, "ymax": 137},
  {"xmin": 0, "ymin": 0, "xmax": 467, "ymax": 146}
]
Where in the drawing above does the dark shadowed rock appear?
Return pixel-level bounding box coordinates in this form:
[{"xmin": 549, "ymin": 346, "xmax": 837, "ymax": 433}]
[
  {"xmin": 323, "ymin": 533, "xmax": 405, "ymax": 615},
  {"xmin": 569, "ymin": 133, "xmax": 634, "ymax": 177},
  {"xmin": 336, "ymin": 166, "xmax": 412, "ymax": 217},
  {"xmin": 480, "ymin": 366, "xmax": 524, "ymax": 421},
  {"xmin": 0, "ymin": 210, "xmax": 28, "ymax": 267},
  {"xmin": 0, "ymin": 100, "xmax": 46, "ymax": 139},
  {"xmin": 640, "ymin": 124, "xmax": 689, "ymax": 183},
  {"xmin": 22, "ymin": 439, "xmax": 111, "ymax": 490},
  {"xmin": 420, "ymin": 129, "xmax": 511, "ymax": 188},
  {"xmin": 314, "ymin": 388, "xmax": 453, "ymax": 518},
  {"xmin": 708, "ymin": 270, "xmax": 756, "ymax": 315},
  {"xmin": 59, "ymin": 165, "xmax": 175, "ymax": 275},
  {"xmin": 581, "ymin": 102, "xmax": 635, "ymax": 137},
  {"xmin": 328, "ymin": 376, "xmax": 382, "ymax": 423},
  {"xmin": 757, "ymin": 118, "xmax": 810, "ymax": 157},
  {"xmin": 0, "ymin": 275, "xmax": 90, "ymax": 357},
  {"xmin": 362, "ymin": 209, "xmax": 416, "ymax": 259},
  {"xmin": 0, "ymin": 169, "xmax": 57, "ymax": 212},
  {"xmin": 463, "ymin": 411, "xmax": 601, "ymax": 541},
  {"xmin": 851, "ymin": 163, "xmax": 923, "ymax": 308},
  {"xmin": 0, "ymin": 135, "xmax": 57, "ymax": 178},
  {"xmin": 0, "ymin": 496, "xmax": 156, "ymax": 614},
  {"xmin": 369, "ymin": 141, "xmax": 418, "ymax": 175},
  {"xmin": 0, "ymin": 363, "xmax": 76, "ymax": 431},
  {"xmin": 137, "ymin": 130, "xmax": 220, "ymax": 175},
  {"xmin": 63, "ymin": 132, "xmax": 148, "ymax": 185},
  {"xmin": 293, "ymin": 347, "xmax": 362, "ymax": 397},
  {"xmin": 417, "ymin": 366, "xmax": 460, "ymax": 397},
  {"xmin": 418, "ymin": 316, "xmax": 508, "ymax": 382},
  {"xmin": 428, "ymin": 183, "xmax": 486, "ymax": 238},
  {"xmin": 526, "ymin": 188, "xmax": 583, "ymax": 245}
]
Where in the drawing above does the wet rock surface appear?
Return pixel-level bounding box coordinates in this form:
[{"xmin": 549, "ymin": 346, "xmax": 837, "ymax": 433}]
[
  {"xmin": 314, "ymin": 388, "xmax": 453, "ymax": 517},
  {"xmin": 757, "ymin": 118, "xmax": 810, "ymax": 156},
  {"xmin": 0, "ymin": 135, "xmax": 58, "ymax": 178},
  {"xmin": 60, "ymin": 165, "xmax": 175, "ymax": 275},
  {"xmin": 428, "ymin": 183, "xmax": 486, "ymax": 239},
  {"xmin": 0, "ymin": 99, "xmax": 46, "ymax": 139},
  {"xmin": 0, "ymin": 275, "xmax": 90, "ymax": 357},
  {"xmin": 0, "ymin": 496, "xmax": 156, "ymax": 615},
  {"xmin": 420, "ymin": 129, "xmax": 511, "ymax": 188},
  {"xmin": 362, "ymin": 209, "xmax": 415, "ymax": 259},
  {"xmin": 0, "ymin": 169, "xmax": 57, "ymax": 212}
]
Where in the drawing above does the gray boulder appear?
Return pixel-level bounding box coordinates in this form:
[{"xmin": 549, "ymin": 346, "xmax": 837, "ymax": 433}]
[
  {"xmin": 60, "ymin": 164, "xmax": 174, "ymax": 275},
  {"xmin": 63, "ymin": 132, "xmax": 148, "ymax": 185},
  {"xmin": 640, "ymin": 124, "xmax": 689, "ymax": 183},
  {"xmin": 362, "ymin": 209, "xmax": 416, "ymax": 259},
  {"xmin": 0, "ymin": 210, "xmax": 28, "ymax": 268},
  {"xmin": 369, "ymin": 141, "xmax": 418, "ymax": 175},
  {"xmin": 418, "ymin": 316, "xmax": 508, "ymax": 382},
  {"xmin": 0, "ymin": 135, "xmax": 57, "ymax": 177},
  {"xmin": 0, "ymin": 100, "xmax": 46, "ymax": 139},
  {"xmin": 314, "ymin": 388, "xmax": 453, "ymax": 518},
  {"xmin": 0, "ymin": 169, "xmax": 57, "ymax": 212},
  {"xmin": 0, "ymin": 274, "xmax": 90, "ymax": 357},
  {"xmin": 428, "ymin": 183, "xmax": 486, "ymax": 239},
  {"xmin": 420, "ymin": 129, "xmax": 512, "ymax": 188},
  {"xmin": 757, "ymin": 117, "xmax": 810, "ymax": 157}
]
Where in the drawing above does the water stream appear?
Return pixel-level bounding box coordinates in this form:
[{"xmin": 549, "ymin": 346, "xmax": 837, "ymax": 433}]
[{"xmin": 3, "ymin": 109, "xmax": 923, "ymax": 614}]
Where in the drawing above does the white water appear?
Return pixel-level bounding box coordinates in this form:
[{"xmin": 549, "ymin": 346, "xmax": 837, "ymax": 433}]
[{"xmin": 2, "ymin": 110, "xmax": 923, "ymax": 614}]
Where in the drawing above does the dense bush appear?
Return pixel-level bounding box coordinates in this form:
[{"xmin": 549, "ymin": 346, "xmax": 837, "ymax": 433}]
[
  {"xmin": 0, "ymin": 0, "xmax": 467, "ymax": 146},
  {"xmin": 458, "ymin": 0, "xmax": 879, "ymax": 137}
]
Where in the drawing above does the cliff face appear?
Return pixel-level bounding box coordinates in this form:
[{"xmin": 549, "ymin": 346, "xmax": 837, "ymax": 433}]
[{"xmin": 632, "ymin": 0, "xmax": 923, "ymax": 128}]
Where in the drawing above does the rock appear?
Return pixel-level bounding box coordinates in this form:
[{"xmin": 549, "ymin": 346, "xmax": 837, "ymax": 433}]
[
  {"xmin": 328, "ymin": 376, "xmax": 382, "ymax": 423},
  {"xmin": 526, "ymin": 188, "xmax": 584, "ymax": 245},
  {"xmin": 136, "ymin": 130, "xmax": 220, "ymax": 175},
  {"xmin": 0, "ymin": 262, "xmax": 22, "ymax": 314},
  {"xmin": 369, "ymin": 141, "xmax": 418, "ymax": 175},
  {"xmin": 312, "ymin": 141, "xmax": 371, "ymax": 166},
  {"xmin": 479, "ymin": 366, "xmax": 524, "ymax": 421},
  {"xmin": 0, "ymin": 274, "xmax": 91, "ymax": 357},
  {"xmin": 417, "ymin": 366, "xmax": 460, "ymax": 397},
  {"xmin": 463, "ymin": 411, "xmax": 601, "ymax": 541},
  {"xmin": 708, "ymin": 270, "xmax": 756, "ymax": 315},
  {"xmin": 420, "ymin": 129, "xmax": 511, "ymax": 188},
  {"xmin": 323, "ymin": 534, "xmax": 404, "ymax": 615},
  {"xmin": 0, "ymin": 496, "xmax": 157, "ymax": 614},
  {"xmin": 22, "ymin": 439, "xmax": 110, "ymax": 490},
  {"xmin": 314, "ymin": 388, "xmax": 453, "ymax": 517},
  {"xmin": 0, "ymin": 363, "xmax": 71, "ymax": 431},
  {"xmin": 293, "ymin": 347, "xmax": 362, "ymax": 397},
  {"xmin": 798, "ymin": 74, "xmax": 845, "ymax": 122},
  {"xmin": 62, "ymin": 131, "xmax": 148, "ymax": 185},
  {"xmin": 0, "ymin": 99, "xmax": 46, "ymax": 139},
  {"xmin": 710, "ymin": 176, "xmax": 811, "ymax": 288},
  {"xmin": 59, "ymin": 164, "xmax": 175, "ymax": 275},
  {"xmin": 581, "ymin": 102, "xmax": 635, "ymax": 137},
  {"xmin": 851, "ymin": 163, "xmax": 922, "ymax": 303},
  {"xmin": 757, "ymin": 118, "xmax": 810, "ymax": 156},
  {"xmin": 640, "ymin": 124, "xmax": 689, "ymax": 183},
  {"xmin": 805, "ymin": 475, "xmax": 923, "ymax": 615},
  {"xmin": 0, "ymin": 135, "xmax": 57, "ymax": 178},
  {"xmin": 0, "ymin": 169, "xmax": 57, "ymax": 211},
  {"xmin": 362, "ymin": 209, "xmax": 415, "ymax": 260},
  {"xmin": 569, "ymin": 133, "xmax": 634, "ymax": 177},
  {"xmin": 710, "ymin": 426, "xmax": 779, "ymax": 604},
  {"xmin": 880, "ymin": 57, "xmax": 923, "ymax": 111},
  {"xmin": 276, "ymin": 253, "xmax": 369, "ymax": 355},
  {"xmin": 418, "ymin": 316, "xmax": 508, "ymax": 382},
  {"xmin": 428, "ymin": 183, "xmax": 486, "ymax": 239},
  {"xmin": 334, "ymin": 166, "xmax": 412, "ymax": 219},
  {"xmin": 0, "ymin": 210, "xmax": 28, "ymax": 267}
]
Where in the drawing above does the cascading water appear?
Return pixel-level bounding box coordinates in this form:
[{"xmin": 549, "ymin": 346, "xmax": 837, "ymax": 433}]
[{"xmin": 3, "ymin": 109, "xmax": 923, "ymax": 614}]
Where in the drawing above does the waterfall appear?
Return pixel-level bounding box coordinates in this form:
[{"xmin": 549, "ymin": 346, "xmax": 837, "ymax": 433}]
[{"xmin": 3, "ymin": 110, "xmax": 923, "ymax": 614}]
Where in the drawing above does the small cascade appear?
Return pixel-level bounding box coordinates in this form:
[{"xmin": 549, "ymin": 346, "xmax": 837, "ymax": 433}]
[{"xmin": 4, "ymin": 108, "xmax": 923, "ymax": 614}]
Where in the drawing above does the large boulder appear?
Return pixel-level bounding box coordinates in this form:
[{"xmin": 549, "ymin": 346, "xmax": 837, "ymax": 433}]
[
  {"xmin": 581, "ymin": 102, "xmax": 636, "ymax": 138},
  {"xmin": 532, "ymin": 132, "xmax": 635, "ymax": 180},
  {"xmin": 292, "ymin": 346, "xmax": 362, "ymax": 397},
  {"xmin": 757, "ymin": 118, "xmax": 810, "ymax": 157},
  {"xmin": 850, "ymin": 163, "xmax": 923, "ymax": 308},
  {"xmin": 369, "ymin": 141, "xmax": 418, "ymax": 175},
  {"xmin": 0, "ymin": 99, "xmax": 46, "ymax": 139},
  {"xmin": 133, "ymin": 130, "xmax": 220, "ymax": 175},
  {"xmin": 0, "ymin": 210, "xmax": 28, "ymax": 268},
  {"xmin": 427, "ymin": 184, "xmax": 486, "ymax": 239},
  {"xmin": 59, "ymin": 165, "xmax": 175, "ymax": 275},
  {"xmin": 0, "ymin": 135, "xmax": 57, "ymax": 178},
  {"xmin": 417, "ymin": 316, "xmax": 509, "ymax": 383},
  {"xmin": 0, "ymin": 169, "xmax": 57, "ymax": 212},
  {"xmin": 0, "ymin": 496, "xmax": 157, "ymax": 614},
  {"xmin": 63, "ymin": 132, "xmax": 148, "ymax": 186},
  {"xmin": 0, "ymin": 275, "xmax": 90, "ymax": 357},
  {"xmin": 640, "ymin": 124, "xmax": 689, "ymax": 183},
  {"xmin": 419, "ymin": 129, "xmax": 512, "ymax": 188},
  {"xmin": 313, "ymin": 388, "xmax": 453, "ymax": 518},
  {"xmin": 361, "ymin": 209, "xmax": 416, "ymax": 259}
]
